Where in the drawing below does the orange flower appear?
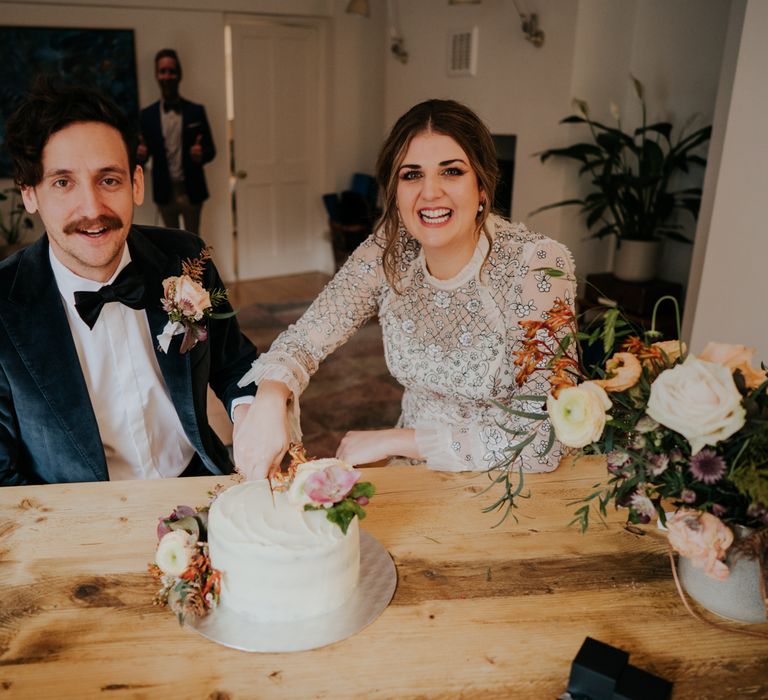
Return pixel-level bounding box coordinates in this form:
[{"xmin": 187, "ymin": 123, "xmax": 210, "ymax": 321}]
[
  {"xmin": 594, "ymin": 352, "xmax": 642, "ymax": 392},
  {"xmin": 652, "ymin": 340, "xmax": 686, "ymax": 364},
  {"xmin": 519, "ymin": 319, "xmax": 548, "ymax": 340},
  {"xmin": 621, "ymin": 336, "xmax": 660, "ymax": 362},
  {"xmin": 546, "ymin": 298, "xmax": 575, "ymax": 332}
]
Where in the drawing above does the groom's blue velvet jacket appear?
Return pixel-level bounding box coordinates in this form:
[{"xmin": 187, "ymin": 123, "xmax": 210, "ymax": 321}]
[{"xmin": 0, "ymin": 225, "xmax": 258, "ymax": 486}]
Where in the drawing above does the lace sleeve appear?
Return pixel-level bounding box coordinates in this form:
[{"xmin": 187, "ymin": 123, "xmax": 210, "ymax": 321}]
[
  {"xmin": 413, "ymin": 236, "xmax": 577, "ymax": 472},
  {"xmin": 238, "ymin": 235, "xmax": 385, "ymax": 436}
]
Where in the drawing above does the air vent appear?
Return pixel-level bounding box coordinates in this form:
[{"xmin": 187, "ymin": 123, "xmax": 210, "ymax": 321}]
[{"xmin": 448, "ymin": 27, "xmax": 478, "ymax": 77}]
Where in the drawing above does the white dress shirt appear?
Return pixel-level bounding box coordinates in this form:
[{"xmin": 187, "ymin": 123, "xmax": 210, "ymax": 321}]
[
  {"xmin": 50, "ymin": 245, "xmax": 195, "ymax": 480},
  {"xmin": 160, "ymin": 104, "xmax": 184, "ymax": 182}
]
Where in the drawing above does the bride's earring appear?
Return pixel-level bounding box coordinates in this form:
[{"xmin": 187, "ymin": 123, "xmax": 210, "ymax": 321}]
[{"xmin": 477, "ymin": 201, "xmax": 485, "ymax": 213}]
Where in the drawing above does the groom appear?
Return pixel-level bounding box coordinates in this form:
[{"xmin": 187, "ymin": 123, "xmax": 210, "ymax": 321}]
[{"xmin": 0, "ymin": 83, "xmax": 257, "ymax": 486}]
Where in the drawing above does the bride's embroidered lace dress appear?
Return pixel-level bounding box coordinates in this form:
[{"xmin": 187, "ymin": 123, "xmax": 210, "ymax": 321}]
[{"xmin": 240, "ymin": 215, "xmax": 576, "ymax": 472}]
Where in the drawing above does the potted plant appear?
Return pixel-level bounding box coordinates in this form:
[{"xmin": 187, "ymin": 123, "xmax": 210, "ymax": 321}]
[
  {"xmin": 532, "ymin": 76, "xmax": 712, "ymax": 282},
  {"xmin": 0, "ymin": 186, "xmax": 33, "ymax": 258}
]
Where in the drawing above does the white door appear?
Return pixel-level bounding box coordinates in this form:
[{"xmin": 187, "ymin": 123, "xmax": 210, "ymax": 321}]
[{"xmin": 229, "ymin": 20, "xmax": 328, "ymax": 279}]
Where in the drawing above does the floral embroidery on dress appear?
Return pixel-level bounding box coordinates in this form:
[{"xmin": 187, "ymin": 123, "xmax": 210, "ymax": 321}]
[{"xmin": 239, "ymin": 215, "xmax": 576, "ymax": 473}]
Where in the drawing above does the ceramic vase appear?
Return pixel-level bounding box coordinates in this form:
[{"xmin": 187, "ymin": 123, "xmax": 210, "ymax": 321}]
[
  {"xmin": 678, "ymin": 545, "xmax": 767, "ymax": 624},
  {"xmin": 612, "ymin": 239, "xmax": 660, "ymax": 283}
]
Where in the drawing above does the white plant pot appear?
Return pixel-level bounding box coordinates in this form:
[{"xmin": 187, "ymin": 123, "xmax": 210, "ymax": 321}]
[
  {"xmin": 678, "ymin": 549, "xmax": 767, "ymax": 624},
  {"xmin": 613, "ymin": 239, "xmax": 660, "ymax": 282}
]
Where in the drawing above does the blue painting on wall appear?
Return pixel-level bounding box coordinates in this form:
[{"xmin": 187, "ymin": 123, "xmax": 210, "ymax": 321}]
[{"xmin": 0, "ymin": 26, "xmax": 138, "ymax": 177}]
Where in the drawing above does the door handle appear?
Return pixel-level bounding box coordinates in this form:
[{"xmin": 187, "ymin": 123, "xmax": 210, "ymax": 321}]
[{"xmin": 236, "ymin": 170, "xmax": 248, "ymax": 179}]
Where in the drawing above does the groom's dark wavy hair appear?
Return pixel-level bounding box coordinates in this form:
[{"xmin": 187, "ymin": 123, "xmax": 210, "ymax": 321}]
[{"xmin": 5, "ymin": 77, "xmax": 138, "ymax": 188}]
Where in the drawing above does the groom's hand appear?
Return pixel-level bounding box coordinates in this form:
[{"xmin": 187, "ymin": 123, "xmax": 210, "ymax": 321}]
[{"xmin": 232, "ymin": 380, "xmax": 292, "ymax": 480}]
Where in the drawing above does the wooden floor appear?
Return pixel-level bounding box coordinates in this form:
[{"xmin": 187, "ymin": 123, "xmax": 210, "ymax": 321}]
[
  {"xmin": 207, "ymin": 271, "xmax": 332, "ymax": 445},
  {"xmin": 226, "ymin": 271, "xmax": 331, "ymax": 307}
]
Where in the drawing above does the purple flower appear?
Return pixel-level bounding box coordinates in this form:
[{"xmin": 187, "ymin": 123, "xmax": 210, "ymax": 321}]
[
  {"xmin": 681, "ymin": 489, "xmax": 697, "ymax": 504},
  {"xmin": 711, "ymin": 503, "xmax": 727, "ymax": 517},
  {"xmin": 688, "ymin": 449, "xmax": 727, "ymax": 484},
  {"xmin": 607, "ymin": 451, "xmax": 630, "ymax": 474},
  {"xmin": 630, "ymin": 492, "xmax": 656, "ymax": 523},
  {"xmin": 648, "ymin": 454, "xmax": 669, "ymax": 477},
  {"xmin": 747, "ymin": 503, "xmax": 768, "ymax": 525},
  {"xmin": 157, "ymin": 505, "xmax": 197, "ymax": 540}
]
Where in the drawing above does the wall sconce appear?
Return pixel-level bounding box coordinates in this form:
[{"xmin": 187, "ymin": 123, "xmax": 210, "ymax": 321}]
[
  {"xmin": 387, "ymin": 0, "xmax": 409, "ymax": 64},
  {"xmin": 347, "ymin": 0, "xmax": 408, "ymax": 63},
  {"xmin": 512, "ymin": 0, "xmax": 545, "ymax": 47}
]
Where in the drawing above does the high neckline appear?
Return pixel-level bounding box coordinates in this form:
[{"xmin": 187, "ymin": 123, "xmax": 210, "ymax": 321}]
[{"xmin": 418, "ymin": 228, "xmax": 490, "ymax": 290}]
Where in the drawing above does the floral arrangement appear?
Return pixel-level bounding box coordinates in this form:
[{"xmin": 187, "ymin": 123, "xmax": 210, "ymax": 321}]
[
  {"xmin": 271, "ymin": 446, "xmax": 376, "ymax": 535},
  {"xmin": 148, "ymin": 491, "xmax": 223, "ymax": 624},
  {"xmin": 494, "ymin": 286, "xmax": 768, "ymax": 583},
  {"xmin": 157, "ymin": 247, "xmax": 233, "ymax": 353}
]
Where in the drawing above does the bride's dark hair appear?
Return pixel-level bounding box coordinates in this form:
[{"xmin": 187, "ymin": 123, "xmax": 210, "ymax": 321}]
[{"xmin": 374, "ymin": 99, "xmax": 498, "ymax": 288}]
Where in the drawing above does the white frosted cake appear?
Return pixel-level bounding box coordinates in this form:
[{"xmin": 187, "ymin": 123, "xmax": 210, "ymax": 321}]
[{"xmin": 207, "ymin": 478, "xmax": 361, "ymax": 622}]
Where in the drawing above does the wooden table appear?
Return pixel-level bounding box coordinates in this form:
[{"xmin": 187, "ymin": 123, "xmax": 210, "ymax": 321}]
[{"xmin": 1, "ymin": 458, "xmax": 766, "ymax": 699}]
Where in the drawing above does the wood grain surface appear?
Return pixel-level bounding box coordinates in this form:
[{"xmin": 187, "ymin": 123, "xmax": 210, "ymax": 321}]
[{"xmin": 0, "ymin": 457, "xmax": 766, "ymax": 699}]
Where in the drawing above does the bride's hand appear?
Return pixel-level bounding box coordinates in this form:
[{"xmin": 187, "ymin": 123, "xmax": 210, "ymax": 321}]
[
  {"xmin": 232, "ymin": 380, "xmax": 292, "ymax": 480},
  {"xmin": 336, "ymin": 428, "xmax": 418, "ymax": 466}
]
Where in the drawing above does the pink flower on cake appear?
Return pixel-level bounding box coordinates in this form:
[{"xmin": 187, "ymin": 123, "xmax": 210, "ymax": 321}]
[
  {"xmin": 665, "ymin": 509, "xmax": 734, "ymax": 581},
  {"xmin": 288, "ymin": 458, "xmax": 356, "ymax": 508},
  {"xmin": 305, "ymin": 465, "xmax": 361, "ymax": 506},
  {"xmin": 155, "ymin": 530, "xmax": 197, "ymax": 577},
  {"xmin": 278, "ymin": 450, "xmax": 376, "ymax": 534}
]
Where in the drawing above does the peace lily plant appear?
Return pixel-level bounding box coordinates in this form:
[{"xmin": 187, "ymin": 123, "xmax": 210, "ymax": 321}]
[{"xmin": 532, "ymin": 77, "xmax": 712, "ymax": 246}]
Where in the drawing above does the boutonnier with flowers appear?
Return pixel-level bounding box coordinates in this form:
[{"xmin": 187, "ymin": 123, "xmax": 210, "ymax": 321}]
[
  {"xmin": 148, "ymin": 492, "xmax": 223, "ymax": 625},
  {"xmin": 157, "ymin": 247, "xmax": 234, "ymax": 354},
  {"xmin": 270, "ymin": 447, "xmax": 376, "ymax": 535},
  {"xmin": 493, "ymin": 282, "xmax": 767, "ymax": 586}
]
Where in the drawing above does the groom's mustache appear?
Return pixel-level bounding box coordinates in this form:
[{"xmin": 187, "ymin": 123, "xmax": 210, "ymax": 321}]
[{"xmin": 63, "ymin": 214, "xmax": 123, "ymax": 234}]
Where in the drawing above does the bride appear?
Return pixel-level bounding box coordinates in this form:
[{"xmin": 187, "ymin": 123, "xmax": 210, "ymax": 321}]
[{"xmin": 233, "ymin": 99, "xmax": 576, "ymax": 478}]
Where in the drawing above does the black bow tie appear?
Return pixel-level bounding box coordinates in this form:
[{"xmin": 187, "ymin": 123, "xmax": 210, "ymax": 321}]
[
  {"xmin": 163, "ymin": 101, "xmax": 181, "ymax": 113},
  {"xmin": 74, "ymin": 262, "xmax": 146, "ymax": 330}
]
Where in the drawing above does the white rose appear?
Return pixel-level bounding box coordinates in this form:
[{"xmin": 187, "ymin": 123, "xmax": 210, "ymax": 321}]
[
  {"xmin": 646, "ymin": 356, "xmax": 746, "ymax": 455},
  {"xmin": 546, "ymin": 381, "xmax": 611, "ymax": 448},
  {"xmin": 287, "ymin": 458, "xmax": 352, "ymax": 508},
  {"xmin": 155, "ymin": 530, "xmax": 197, "ymax": 577},
  {"xmin": 163, "ymin": 274, "xmax": 211, "ymax": 320}
]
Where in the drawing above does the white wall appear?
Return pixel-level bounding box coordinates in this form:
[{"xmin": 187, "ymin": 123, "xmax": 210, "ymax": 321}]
[
  {"xmin": 0, "ymin": 0, "xmax": 385, "ymax": 280},
  {"xmin": 0, "ymin": 0, "xmax": 734, "ymax": 298},
  {"xmin": 381, "ymin": 0, "xmax": 731, "ymax": 289},
  {"xmin": 686, "ymin": 0, "xmax": 768, "ymax": 353}
]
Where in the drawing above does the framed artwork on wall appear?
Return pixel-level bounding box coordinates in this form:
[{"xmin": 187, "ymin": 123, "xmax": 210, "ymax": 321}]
[{"xmin": 0, "ymin": 26, "xmax": 139, "ymax": 178}]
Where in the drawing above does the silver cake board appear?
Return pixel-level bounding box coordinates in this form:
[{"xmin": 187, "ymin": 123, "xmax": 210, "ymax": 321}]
[{"xmin": 190, "ymin": 530, "xmax": 397, "ymax": 652}]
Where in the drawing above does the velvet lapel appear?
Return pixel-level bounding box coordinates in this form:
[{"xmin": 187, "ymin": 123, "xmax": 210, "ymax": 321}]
[
  {"xmin": 4, "ymin": 236, "xmax": 107, "ymax": 480},
  {"xmin": 127, "ymin": 229, "xmax": 201, "ymax": 448}
]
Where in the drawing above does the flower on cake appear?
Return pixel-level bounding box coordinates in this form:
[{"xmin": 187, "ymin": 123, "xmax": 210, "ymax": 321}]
[
  {"xmin": 276, "ymin": 450, "xmax": 376, "ymax": 535},
  {"xmin": 490, "ymin": 280, "xmax": 768, "ymax": 582},
  {"xmin": 157, "ymin": 247, "xmax": 234, "ymax": 354},
  {"xmin": 155, "ymin": 530, "xmax": 197, "ymax": 577},
  {"xmin": 148, "ymin": 491, "xmax": 223, "ymax": 625}
]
